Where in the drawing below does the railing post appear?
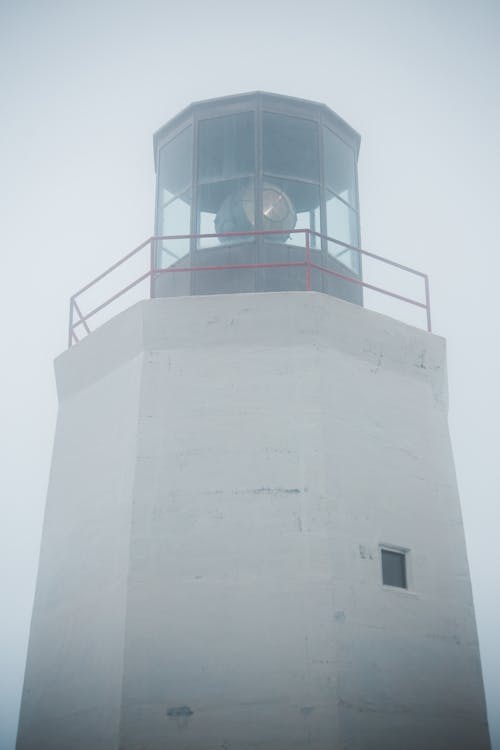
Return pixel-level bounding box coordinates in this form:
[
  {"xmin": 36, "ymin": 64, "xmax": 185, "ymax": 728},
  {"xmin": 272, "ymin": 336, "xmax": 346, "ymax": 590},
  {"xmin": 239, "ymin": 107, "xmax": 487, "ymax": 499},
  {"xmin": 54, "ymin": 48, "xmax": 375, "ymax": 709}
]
[
  {"xmin": 305, "ymin": 230, "xmax": 311, "ymax": 291},
  {"xmin": 149, "ymin": 237, "xmax": 155, "ymax": 299},
  {"xmin": 424, "ymin": 275, "xmax": 432, "ymax": 332},
  {"xmin": 68, "ymin": 298, "xmax": 74, "ymax": 350}
]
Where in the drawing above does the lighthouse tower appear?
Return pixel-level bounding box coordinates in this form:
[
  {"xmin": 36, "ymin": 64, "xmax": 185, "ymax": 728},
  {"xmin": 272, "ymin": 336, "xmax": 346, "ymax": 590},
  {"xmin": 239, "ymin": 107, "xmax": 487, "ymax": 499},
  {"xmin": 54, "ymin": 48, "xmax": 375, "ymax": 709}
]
[{"xmin": 16, "ymin": 93, "xmax": 490, "ymax": 750}]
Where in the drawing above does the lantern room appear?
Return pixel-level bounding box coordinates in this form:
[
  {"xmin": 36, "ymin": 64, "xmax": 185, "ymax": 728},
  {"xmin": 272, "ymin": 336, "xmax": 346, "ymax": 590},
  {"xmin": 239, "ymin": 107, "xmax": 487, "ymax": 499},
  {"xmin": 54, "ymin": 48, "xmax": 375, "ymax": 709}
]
[{"xmin": 153, "ymin": 91, "xmax": 362, "ymax": 302}]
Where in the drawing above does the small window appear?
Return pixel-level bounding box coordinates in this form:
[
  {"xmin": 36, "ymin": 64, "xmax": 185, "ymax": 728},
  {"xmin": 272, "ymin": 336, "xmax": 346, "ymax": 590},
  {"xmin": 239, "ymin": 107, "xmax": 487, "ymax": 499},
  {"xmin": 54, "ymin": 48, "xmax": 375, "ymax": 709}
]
[{"xmin": 381, "ymin": 548, "xmax": 407, "ymax": 589}]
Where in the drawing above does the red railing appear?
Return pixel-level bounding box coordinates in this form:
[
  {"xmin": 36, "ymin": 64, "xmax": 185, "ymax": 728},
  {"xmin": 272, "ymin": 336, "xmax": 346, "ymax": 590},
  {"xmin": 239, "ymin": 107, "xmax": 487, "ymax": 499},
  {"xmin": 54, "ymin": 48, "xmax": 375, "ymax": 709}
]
[{"xmin": 68, "ymin": 230, "xmax": 431, "ymax": 348}]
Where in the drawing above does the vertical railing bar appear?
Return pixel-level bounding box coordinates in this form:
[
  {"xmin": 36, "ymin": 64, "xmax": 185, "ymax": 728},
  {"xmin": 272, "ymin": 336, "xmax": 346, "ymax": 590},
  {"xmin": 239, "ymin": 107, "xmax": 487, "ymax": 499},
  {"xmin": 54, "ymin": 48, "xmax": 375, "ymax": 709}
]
[
  {"xmin": 424, "ymin": 274, "xmax": 432, "ymax": 332},
  {"xmin": 305, "ymin": 230, "xmax": 311, "ymax": 291},
  {"xmin": 72, "ymin": 298, "xmax": 91, "ymax": 335},
  {"xmin": 68, "ymin": 298, "xmax": 74, "ymax": 350},
  {"xmin": 149, "ymin": 237, "xmax": 155, "ymax": 299}
]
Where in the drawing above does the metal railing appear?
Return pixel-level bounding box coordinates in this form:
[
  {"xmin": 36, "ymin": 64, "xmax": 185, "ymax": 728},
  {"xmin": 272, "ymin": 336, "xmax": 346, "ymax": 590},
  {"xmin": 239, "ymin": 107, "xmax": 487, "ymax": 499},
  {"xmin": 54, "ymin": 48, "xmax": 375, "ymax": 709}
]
[{"xmin": 68, "ymin": 230, "xmax": 431, "ymax": 348}]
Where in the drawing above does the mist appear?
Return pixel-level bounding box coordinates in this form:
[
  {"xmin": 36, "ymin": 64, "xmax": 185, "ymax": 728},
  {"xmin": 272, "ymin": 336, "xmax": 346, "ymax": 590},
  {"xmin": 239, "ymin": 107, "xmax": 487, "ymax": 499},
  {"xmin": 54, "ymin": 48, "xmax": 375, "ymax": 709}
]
[{"xmin": 1, "ymin": 1, "xmax": 499, "ymax": 748}]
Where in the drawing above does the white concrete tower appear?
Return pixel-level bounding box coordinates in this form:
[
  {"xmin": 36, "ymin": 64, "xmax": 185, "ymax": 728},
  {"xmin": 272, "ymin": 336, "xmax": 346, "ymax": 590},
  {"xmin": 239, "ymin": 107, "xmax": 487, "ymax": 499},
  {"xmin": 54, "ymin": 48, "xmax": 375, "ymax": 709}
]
[{"xmin": 17, "ymin": 93, "xmax": 491, "ymax": 750}]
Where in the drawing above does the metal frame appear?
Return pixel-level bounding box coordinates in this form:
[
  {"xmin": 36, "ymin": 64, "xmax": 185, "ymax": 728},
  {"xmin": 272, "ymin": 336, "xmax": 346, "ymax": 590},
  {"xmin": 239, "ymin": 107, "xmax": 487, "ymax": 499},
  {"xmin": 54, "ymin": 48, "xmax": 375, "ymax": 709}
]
[{"xmin": 67, "ymin": 229, "xmax": 432, "ymax": 349}]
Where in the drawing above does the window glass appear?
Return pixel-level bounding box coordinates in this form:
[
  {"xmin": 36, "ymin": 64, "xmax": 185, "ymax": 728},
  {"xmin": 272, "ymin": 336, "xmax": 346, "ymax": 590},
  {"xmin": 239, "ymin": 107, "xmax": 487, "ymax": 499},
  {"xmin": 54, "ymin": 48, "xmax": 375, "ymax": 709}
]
[
  {"xmin": 158, "ymin": 126, "xmax": 193, "ymax": 205},
  {"xmin": 197, "ymin": 178, "xmax": 255, "ymax": 249},
  {"xmin": 198, "ymin": 112, "xmax": 255, "ymax": 182},
  {"xmin": 160, "ymin": 190, "xmax": 191, "ymax": 266},
  {"xmin": 263, "ymin": 113, "xmax": 319, "ymax": 182},
  {"xmin": 326, "ymin": 191, "xmax": 360, "ymax": 272},
  {"xmin": 323, "ymin": 127, "xmax": 356, "ymax": 207},
  {"xmin": 295, "ymin": 203, "xmax": 320, "ymax": 249},
  {"xmin": 381, "ymin": 549, "xmax": 407, "ymax": 589}
]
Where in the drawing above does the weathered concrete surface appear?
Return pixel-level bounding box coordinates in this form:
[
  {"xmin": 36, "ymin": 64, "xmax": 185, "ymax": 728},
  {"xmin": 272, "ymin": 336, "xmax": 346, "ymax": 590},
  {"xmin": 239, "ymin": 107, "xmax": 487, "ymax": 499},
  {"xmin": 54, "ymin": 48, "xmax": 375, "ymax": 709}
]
[
  {"xmin": 17, "ymin": 292, "xmax": 491, "ymax": 749},
  {"xmin": 16, "ymin": 350, "xmax": 143, "ymax": 750}
]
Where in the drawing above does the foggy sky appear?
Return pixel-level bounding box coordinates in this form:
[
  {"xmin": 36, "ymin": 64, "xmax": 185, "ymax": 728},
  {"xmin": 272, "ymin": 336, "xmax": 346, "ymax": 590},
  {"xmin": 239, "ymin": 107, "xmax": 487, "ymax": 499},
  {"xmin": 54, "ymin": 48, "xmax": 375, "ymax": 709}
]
[{"xmin": 1, "ymin": 1, "xmax": 499, "ymax": 748}]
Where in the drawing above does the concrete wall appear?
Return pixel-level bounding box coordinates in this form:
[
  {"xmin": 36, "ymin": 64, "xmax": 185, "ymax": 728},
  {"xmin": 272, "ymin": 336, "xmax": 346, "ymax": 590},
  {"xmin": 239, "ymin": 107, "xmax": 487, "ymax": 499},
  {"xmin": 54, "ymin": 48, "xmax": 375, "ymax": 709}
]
[
  {"xmin": 17, "ymin": 292, "xmax": 490, "ymax": 750},
  {"xmin": 16, "ymin": 309, "xmax": 144, "ymax": 750}
]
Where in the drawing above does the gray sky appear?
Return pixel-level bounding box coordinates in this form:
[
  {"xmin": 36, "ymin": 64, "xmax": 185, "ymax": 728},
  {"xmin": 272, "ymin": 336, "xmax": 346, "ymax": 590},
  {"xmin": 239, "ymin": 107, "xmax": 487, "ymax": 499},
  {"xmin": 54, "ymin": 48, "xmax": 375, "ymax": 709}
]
[{"xmin": 1, "ymin": 1, "xmax": 499, "ymax": 748}]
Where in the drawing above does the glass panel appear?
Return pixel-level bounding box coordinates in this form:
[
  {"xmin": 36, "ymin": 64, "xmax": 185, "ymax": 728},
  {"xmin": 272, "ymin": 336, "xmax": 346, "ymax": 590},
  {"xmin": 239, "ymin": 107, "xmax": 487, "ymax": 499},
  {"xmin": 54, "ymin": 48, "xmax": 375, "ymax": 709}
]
[
  {"xmin": 294, "ymin": 201, "xmax": 320, "ymax": 249},
  {"xmin": 197, "ymin": 178, "xmax": 255, "ymax": 249},
  {"xmin": 326, "ymin": 191, "xmax": 360, "ymax": 272},
  {"xmin": 381, "ymin": 549, "xmax": 407, "ymax": 588},
  {"xmin": 323, "ymin": 127, "xmax": 356, "ymax": 207},
  {"xmin": 160, "ymin": 190, "xmax": 191, "ymax": 267},
  {"xmin": 262, "ymin": 176, "xmax": 320, "ymax": 247},
  {"xmin": 198, "ymin": 112, "xmax": 255, "ymax": 182},
  {"xmin": 158, "ymin": 126, "xmax": 193, "ymax": 205},
  {"xmin": 263, "ymin": 113, "xmax": 319, "ymax": 182}
]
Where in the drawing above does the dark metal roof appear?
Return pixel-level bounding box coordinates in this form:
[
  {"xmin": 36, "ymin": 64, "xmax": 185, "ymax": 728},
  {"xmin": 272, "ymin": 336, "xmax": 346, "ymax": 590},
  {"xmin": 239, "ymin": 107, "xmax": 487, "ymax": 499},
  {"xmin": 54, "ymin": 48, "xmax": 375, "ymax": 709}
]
[{"xmin": 153, "ymin": 91, "xmax": 361, "ymax": 163}]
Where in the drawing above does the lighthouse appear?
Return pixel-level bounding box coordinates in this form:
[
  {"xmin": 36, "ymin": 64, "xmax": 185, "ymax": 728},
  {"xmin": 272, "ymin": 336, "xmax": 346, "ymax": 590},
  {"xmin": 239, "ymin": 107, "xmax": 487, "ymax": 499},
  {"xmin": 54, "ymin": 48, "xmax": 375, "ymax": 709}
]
[{"xmin": 16, "ymin": 92, "xmax": 490, "ymax": 750}]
